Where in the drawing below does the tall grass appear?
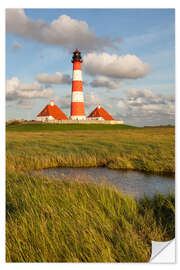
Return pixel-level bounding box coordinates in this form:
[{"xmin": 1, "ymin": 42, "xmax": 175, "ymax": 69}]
[
  {"xmin": 6, "ymin": 172, "xmax": 175, "ymax": 262},
  {"xmin": 6, "ymin": 125, "xmax": 175, "ymax": 262},
  {"xmin": 6, "ymin": 127, "xmax": 175, "ymax": 174}
]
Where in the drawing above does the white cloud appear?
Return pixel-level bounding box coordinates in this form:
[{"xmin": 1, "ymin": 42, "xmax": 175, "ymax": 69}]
[
  {"xmin": 36, "ymin": 72, "xmax": 71, "ymax": 85},
  {"xmin": 19, "ymin": 81, "xmax": 42, "ymax": 91},
  {"xmin": 126, "ymin": 88, "xmax": 153, "ymax": 98},
  {"xmin": 6, "ymin": 77, "xmax": 54, "ymax": 101},
  {"xmin": 116, "ymin": 100, "xmax": 126, "ymax": 110},
  {"xmin": 90, "ymin": 76, "xmax": 123, "ymax": 89},
  {"xmin": 17, "ymin": 100, "xmax": 33, "ymax": 109},
  {"xmin": 84, "ymin": 52, "xmax": 152, "ymax": 79},
  {"xmin": 6, "ymin": 9, "xmax": 118, "ymax": 52},
  {"xmin": 12, "ymin": 40, "xmax": 24, "ymax": 51},
  {"xmin": 54, "ymin": 95, "xmax": 71, "ymax": 110},
  {"xmin": 85, "ymin": 91, "xmax": 101, "ymax": 108},
  {"xmin": 116, "ymin": 88, "xmax": 175, "ymax": 126},
  {"xmin": 6, "ymin": 77, "xmax": 20, "ymax": 95}
]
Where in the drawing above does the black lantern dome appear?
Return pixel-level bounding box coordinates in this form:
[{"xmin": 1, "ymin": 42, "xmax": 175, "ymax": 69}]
[{"xmin": 72, "ymin": 49, "xmax": 83, "ymax": 63}]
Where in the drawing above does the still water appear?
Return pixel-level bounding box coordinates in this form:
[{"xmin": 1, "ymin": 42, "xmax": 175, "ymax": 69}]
[{"xmin": 36, "ymin": 167, "xmax": 175, "ymax": 199}]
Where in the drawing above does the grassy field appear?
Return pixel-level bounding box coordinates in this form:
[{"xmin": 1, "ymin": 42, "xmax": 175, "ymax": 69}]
[
  {"xmin": 6, "ymin": 173, "xmax": 175, "ymax": 262},
  {"xmin": 6, "ymin": 125, "xmax": 175, "ymax": 174},
  {"xmin": 6, "ymin": 124, "xmax": 175, "ymax": 262},
  {"xmin": 6, "ymin": 123, "xmax": 139, "ymax": 132}
]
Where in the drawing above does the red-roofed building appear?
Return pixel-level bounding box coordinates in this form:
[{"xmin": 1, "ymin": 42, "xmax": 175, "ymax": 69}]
[
  {"xmin": 87, "ymin": 105, "xmax": 114, "ymax": 120},
  {"xmin": 36, "ymin": 100, "xmax": 68, "ymax": 121}
]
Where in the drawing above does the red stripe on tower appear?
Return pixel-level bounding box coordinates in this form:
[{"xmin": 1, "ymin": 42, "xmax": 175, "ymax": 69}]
[{"xmin": 70, "ymin": 49, "xmax": 86, "ymax": 120}]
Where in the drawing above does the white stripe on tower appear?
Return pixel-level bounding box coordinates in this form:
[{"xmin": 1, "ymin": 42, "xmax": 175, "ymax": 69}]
[
  {"xmin": 72, "ymin": 70, "xmax": 82, "ymax": 81},
  {"xmin": 71, "ymin": 91, "xmax": 84, "ymax": 102}
]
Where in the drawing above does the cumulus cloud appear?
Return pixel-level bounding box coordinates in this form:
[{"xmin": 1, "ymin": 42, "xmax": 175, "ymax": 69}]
[
  {"xmin": 55, "ymin": 95, "xmax": 71, "ymax": 110},
  {"xmin": 19, "ymin": 81, "xmax": 42, "ymax": 91},
  {"xmin": 36, "ymin": 72, "xmax": 71, "ymax": 85},
  {"xmin": 90, "ymin": 76, "xmax": 123, "ymax": 89},
  {"xmin": 126, "ymin": 88, "xmax": 154, "ymax": 98},
  {"xmin": 6, "ymin": 77, "xmax": 54, "ymax": 101},
  {"xmin": 6, "ymin": 9, "xmax": 119, "ymax": 52},
  {"xmin": 116, "ymin": 88, "xmax": 175, "ymax": 126},
  {"xmin": 85, "ymin": 91, "xmax": 101, "ymax": 108},
  {"xmin": 84, "ymin": 52, "xmax": 152, "ymax": 79},
  {"xmin": 12, "ymin": 40, "xmax": 24, "ymax": 51},
  {"xmin": 17, "ymin": 99, "xmax": 33, "ymax": 109}
]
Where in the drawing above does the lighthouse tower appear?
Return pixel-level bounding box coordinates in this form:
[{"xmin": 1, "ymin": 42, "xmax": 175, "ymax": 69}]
[{"xmin": 70, "ymin": 49, "xmax": 86, "ymax": 120}]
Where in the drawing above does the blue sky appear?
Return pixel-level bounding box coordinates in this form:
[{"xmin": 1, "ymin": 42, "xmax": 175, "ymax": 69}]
[{"xmin": 6, "ymin": 8, "xmax": 175, "ymax": 126}]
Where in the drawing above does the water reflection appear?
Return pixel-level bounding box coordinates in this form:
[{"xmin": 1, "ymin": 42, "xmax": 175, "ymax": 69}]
[{"xmin": 36, "ymin": 167, "xmax": 175, "ymax": 199}]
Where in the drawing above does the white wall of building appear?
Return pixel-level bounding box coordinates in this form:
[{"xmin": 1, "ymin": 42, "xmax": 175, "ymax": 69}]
[
  {"xmin": 36, "ymin": 115, "xmax": 55, "ymax": 121},
  {"xmin": 70, "ymin": 115, "xmax": 86, "ymax": 120}
]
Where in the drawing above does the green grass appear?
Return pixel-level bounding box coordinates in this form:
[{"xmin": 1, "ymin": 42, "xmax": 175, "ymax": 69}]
[
  {"xmin": 6, "ymin": 123, "xmax": 138, "ymax": 132},
  {"xmin": 6, "ymin": 172, "xmax": 175, "ymax": 262},
  {"xmin": 6, "ymin": 125, "xmax": 175, "ymax": 262},
  {"xmin": 6, "ymin": 126, "xmax": 175, "ymax": 174}
]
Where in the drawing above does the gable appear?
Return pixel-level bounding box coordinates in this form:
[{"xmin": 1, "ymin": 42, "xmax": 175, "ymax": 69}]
[
  {"xmin": 37, "ymin": 104, "xmax": 68, "ymax": 120},
  {"xmin": 88, "ymin": 106, "xmax": 114, "ymax": 120}
]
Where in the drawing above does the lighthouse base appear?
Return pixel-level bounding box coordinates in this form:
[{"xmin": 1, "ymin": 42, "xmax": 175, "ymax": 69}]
[{"xmin": 70, "ymin": 115, "xmax": 86, "ymax": 120}]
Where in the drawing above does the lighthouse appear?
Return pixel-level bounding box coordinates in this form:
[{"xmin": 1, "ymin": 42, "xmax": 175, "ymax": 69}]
[
  {"xmin": 35, "ymin": 49, "xmax": 124, "ymax": 124},
  {"xmin": 70, "ymin": 49, "xmax": 86, "ymax": 120}
]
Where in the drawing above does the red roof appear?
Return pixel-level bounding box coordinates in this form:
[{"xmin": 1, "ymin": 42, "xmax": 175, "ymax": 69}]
[
  {"xmin": 37, "ymin": 104, "xmax": 68, "ymax": 120},
  {"xmin": 87, "ymin": 106, "xmax": 114, "ymax": 120}
]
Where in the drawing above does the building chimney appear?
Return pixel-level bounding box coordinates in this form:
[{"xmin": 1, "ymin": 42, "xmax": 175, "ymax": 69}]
[{"xmin": 50, "ymin": 100, "xmax": 54, "ymax": 106}]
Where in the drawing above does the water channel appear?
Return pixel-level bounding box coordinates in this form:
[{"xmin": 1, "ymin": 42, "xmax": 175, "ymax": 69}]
[{"xmin": 35, "ymin": 167, "xmax": 175, "ymax": 199}]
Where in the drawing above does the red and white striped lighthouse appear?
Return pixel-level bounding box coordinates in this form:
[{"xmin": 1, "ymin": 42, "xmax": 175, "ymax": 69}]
[{"xmin": 70, "ymin": 49, "xmax": 86, "ymax": 120}]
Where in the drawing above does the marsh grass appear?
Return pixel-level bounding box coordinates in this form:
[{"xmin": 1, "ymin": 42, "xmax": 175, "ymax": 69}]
[
  {"xmin": 6, "ymin": 126, "xmax": 175, "ymax": 174},
  {"xmin": 6, "ymin": 125, "xmax": 175, "ymax": 262},
  {"xmin": 6, "ymin": 172, "xmax": 175, "ymax": 262}
]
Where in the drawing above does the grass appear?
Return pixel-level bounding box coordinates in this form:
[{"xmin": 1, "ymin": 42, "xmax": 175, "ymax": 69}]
[
  {"xmin": 6, "ymin": 124, "xmax": 175, "ymax": 262},
  {"xmin": 6, "ymin": 125, "xmax": 175, "ymax": 174},
  {"xmin": 6, "ymin": 172, "xmax": 175, "ymax": 262},
  {"xmin": 6, "ymin": 123, "xmax": 138, "ymax": 132}
]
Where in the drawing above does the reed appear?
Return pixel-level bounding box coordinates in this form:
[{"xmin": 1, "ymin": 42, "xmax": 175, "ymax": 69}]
[{"xmin": 6, "ymin": 172, "xmax": 175, "ymax": 262}]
